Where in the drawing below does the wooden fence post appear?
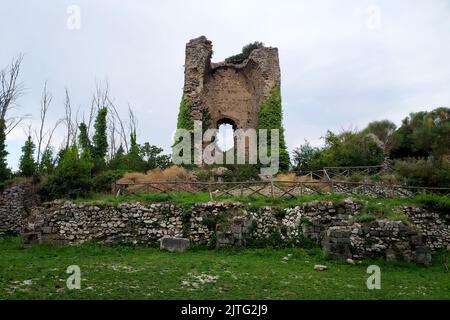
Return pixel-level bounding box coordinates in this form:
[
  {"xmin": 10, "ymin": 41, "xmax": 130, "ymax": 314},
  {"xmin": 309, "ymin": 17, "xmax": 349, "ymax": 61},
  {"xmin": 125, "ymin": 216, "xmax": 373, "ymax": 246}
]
[
  {"xmin": 208, "ymin": 183, "xmax": 213, "ymax": 201},
  {"xmin": 270, "ymin": 178, "xmax": 274, "ymax": 198}
]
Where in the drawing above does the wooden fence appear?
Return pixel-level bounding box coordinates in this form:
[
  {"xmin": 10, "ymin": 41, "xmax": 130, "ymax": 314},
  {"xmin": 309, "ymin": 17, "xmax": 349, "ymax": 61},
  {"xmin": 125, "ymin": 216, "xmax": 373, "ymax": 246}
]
[
  {"xmin": 295, "ymin": 165, "xmax": 386, "ymax": 181},
  {"xmin": 114, "ymin": 180, "xmax": 450, "ymax": 199}
]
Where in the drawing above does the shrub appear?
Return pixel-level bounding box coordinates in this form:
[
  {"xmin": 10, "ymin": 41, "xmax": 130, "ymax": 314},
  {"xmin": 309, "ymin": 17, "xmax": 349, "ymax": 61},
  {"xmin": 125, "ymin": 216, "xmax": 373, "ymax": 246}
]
[
  {"xmin": 391, "ymin": 107, "xmax": 450, "ymax": 160},
  {"xmin": 222, "ymin": 164, "xmax": 260, "ymax": 182},
  {"xmin": 292, "ymin": 130, "xmax": 385, "ymax": 172},
  {"xmin": 92, "ymin": 170, "xmax": 124, "ymax": 193},
  {"xmin": 348, "ymin": 172, "xmax": 365, "ymax": 182},
  {"xmin": 394, "ymin": 158, "xmax": 450, "ymax": 187},
  {"xmin": 40, "ymin": 145, "xmax": 93, "ymax": 200},
  {"xmin": 225, "ymin": 42, "xmax": 264, "ymax": 64}
]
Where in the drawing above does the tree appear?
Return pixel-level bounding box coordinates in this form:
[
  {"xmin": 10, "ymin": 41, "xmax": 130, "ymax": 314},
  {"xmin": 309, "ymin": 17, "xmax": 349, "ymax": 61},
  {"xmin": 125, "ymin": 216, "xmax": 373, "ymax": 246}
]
[
  {"xmin": 19, "ymin": 136, "xmax": 37, "ymax": 177},
  {"xmin": 33, "ymin": 82, "xmax": 62, "ymax": 168},
  {"xmin": 63, "ymin": 88, "xmax": 78, "ymax": 149},
  {"xmin": 141, "ymin": 142, "xmax": 171, "ymax": 171},
  {"xmin": 39, "ymin": 147, "xmax": 55, "ymax": 176},
  {"xmin": 126, "ymin": 130, "xmax": 145, "ymax": 172},
  {"xmin": 391, "ymin": 108, "xmax": 450, "ymax": 160},
  {"xmin": 0, "ymin": 55, "xmax": 27, "ymax": 136},
  {"xmin": 292, "ymin": 141, "xmax": 321, "ymax": 172},
  {"xmin": 0, "ymin": 56, "xmax": 25, "ymax": 188},
  {"xmin": 36, "ymin": 82, "xmax": 51, "ymax": 165},
  {"xmin": 0, "ymin": 120, "xmax": 10, "ymax": 188},
  {"xmin": 92, "ymin": 107, "xmax": 108, "ymax": 168},
  {"xmin": 108, "ymin": 144, "xmax": 127, "ymax": 171},
  {"xmin": 363, "ymin": 120, "xmax": 397, "ymax": 152},
  {"xmin": 78, "ymin": 122, "xmax": 91, "ymax": 153}
]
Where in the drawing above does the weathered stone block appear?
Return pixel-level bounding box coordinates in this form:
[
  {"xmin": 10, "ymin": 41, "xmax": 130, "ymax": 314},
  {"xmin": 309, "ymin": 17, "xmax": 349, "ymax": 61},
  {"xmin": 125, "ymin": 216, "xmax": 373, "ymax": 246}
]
[
  {"xmin": 20, "ymin": 232, "xmax": 41, "ymax": 249},
  {"xmin": 410, "ymin": 235, "xmax": 424, "ymax": 246},
  {"xmin": 42, "ymin": 226, "xmax": 52, "ymax": 234},
  {"xmin": 413, "ymin": 246, "xmax": 432, "ymax": 266},
  {"xmin": 159, "ymin": 237, "xmax": 190, "ymax": 252}
]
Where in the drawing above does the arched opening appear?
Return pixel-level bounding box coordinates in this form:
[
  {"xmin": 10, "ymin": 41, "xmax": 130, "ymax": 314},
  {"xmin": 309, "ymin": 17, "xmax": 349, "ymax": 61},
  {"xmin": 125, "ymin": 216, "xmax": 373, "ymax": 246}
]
[{"xmin": 216, "ymin": 118, "xmax": 236, "ymax": 152}]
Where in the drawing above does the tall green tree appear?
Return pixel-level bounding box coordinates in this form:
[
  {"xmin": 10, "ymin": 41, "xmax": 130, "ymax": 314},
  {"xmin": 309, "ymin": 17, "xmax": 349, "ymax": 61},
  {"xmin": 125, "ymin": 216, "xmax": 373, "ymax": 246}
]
[
  {"xmin": 126, "ymin": 130, "xmax": 145, "ymax": 172},
  {"xmin": 109, "ymin": 144, "xmax": 127, "ymax": 171},
  {"xmin": 92, "ymin": 107, "xmax": 108, "ymax": 169},
  {"xmin": 0, "ymin": 120, "xmax": 10, "ymax": 188},
  {"xmin": 19, "ymin": 136, "xmax": 37, "ymax": 177},
  {"xmin": 78, "ymin": 122, "xmax": 91, "ymax": 154},
  {"xmin": 39, "ymin": 147, "xmax": 55, "ymax": 175}
]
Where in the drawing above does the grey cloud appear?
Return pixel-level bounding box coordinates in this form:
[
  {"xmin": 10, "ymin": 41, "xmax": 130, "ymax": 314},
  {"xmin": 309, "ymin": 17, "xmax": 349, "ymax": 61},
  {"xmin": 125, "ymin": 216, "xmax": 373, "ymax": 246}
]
[{"xmin": 1, "ymin": 0, "xmax": 449, "ymax": 169}]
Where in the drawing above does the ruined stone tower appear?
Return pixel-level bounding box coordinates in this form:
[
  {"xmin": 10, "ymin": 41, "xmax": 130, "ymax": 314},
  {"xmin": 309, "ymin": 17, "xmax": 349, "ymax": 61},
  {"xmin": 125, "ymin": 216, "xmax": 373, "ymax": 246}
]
[{"xmin": 182, "ymin": 36, "xmax": 281, "ymax": 130}]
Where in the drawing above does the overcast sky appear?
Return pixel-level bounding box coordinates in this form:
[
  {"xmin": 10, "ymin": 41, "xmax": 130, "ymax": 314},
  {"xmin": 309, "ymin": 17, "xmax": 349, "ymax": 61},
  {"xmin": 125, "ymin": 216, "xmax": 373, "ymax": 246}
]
[{"xmin": 1, "ymin": 0, "xmax": 450, "ymax": 170}]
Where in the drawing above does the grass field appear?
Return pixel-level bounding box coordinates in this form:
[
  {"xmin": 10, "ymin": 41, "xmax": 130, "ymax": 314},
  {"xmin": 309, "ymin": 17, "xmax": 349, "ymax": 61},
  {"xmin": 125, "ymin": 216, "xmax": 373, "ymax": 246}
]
[{"xmin": 1, "ymin": 237, "xmax": 448, "ymax": 300}]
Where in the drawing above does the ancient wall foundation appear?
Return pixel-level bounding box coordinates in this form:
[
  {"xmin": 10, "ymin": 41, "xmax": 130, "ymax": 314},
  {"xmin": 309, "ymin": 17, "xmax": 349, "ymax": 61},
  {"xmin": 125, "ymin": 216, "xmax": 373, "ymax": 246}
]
[{"xmin": 19, "ymin": 199, "xmax": 450, "ymax": 265}]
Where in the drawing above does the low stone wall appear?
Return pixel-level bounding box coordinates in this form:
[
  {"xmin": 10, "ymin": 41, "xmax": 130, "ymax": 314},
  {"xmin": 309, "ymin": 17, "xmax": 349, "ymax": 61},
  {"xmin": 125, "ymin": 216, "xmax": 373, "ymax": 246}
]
[
  {"xmin": 20, "ymin": 199, "xmax": 449, "ymax": 265},
  {"xmin": 0, "ymin": 184, "xmax": 38, "ymax": 235}
]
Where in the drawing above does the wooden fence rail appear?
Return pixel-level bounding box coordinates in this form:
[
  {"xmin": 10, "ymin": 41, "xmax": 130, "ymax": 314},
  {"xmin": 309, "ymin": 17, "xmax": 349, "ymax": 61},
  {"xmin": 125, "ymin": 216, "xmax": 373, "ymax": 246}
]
[{"xmin": 113, "ymin": 180, "xmax": 450, "ymax": 199}]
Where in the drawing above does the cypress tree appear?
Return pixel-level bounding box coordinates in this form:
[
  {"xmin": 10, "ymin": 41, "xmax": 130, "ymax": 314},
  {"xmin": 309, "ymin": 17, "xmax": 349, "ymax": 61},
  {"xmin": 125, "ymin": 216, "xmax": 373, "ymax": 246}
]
[
  {"xmin": 127, "ymin": 130, "xmax": 145, "ymax": 172},
  {"xmin": 39, "ymin": 147, "xmax": 55, "ymax": 175},
  {"xmin": 19, "ymin": 135, "xmax": 37, "ymax": 177},
  {"xmin": 109, "ymin": 144, "xmax": 127, "ymax": 170},
  {"xmin": 78, "ymin": 122, "xmax": 91, "ymax": 153},
  {"xmin": 92, "ymin": 107, "xmax": 108, "ymax": 162}
]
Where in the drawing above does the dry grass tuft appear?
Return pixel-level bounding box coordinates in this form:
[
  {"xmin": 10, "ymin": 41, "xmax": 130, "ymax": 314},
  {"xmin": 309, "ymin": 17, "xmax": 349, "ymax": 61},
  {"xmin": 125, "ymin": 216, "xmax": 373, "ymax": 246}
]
[
  {"xmin": 275, "ymin": 172, "xmax": 332, "ymax": 192},
  {"xmin": 116, "ymin": 166, "xmax": 197, "ymax": 192}
]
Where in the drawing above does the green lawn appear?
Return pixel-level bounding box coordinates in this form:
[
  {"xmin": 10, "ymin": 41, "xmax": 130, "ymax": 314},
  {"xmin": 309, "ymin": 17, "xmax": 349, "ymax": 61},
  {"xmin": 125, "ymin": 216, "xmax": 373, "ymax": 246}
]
[{"xmin": 1, "ymin": 237, "xmax": 448, "ymax": 300}]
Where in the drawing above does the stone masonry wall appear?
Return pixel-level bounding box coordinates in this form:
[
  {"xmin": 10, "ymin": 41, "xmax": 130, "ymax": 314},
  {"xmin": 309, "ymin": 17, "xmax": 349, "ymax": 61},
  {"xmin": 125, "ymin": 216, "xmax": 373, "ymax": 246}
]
[
  {"xmin": 19, "ymin": 199, "xmax": 450, "ymax": 265},
  {"xmin": 0, "ymin": 184, "xmax": 38, "ymax": 235}
]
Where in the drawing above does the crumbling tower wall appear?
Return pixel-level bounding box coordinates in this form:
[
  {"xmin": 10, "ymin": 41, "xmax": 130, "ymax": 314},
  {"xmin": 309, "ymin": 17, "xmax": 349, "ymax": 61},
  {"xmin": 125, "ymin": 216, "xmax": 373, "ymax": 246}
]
[{"xmin": 182, "ymin": 36, "xmax": 281, "ymax": 130}]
